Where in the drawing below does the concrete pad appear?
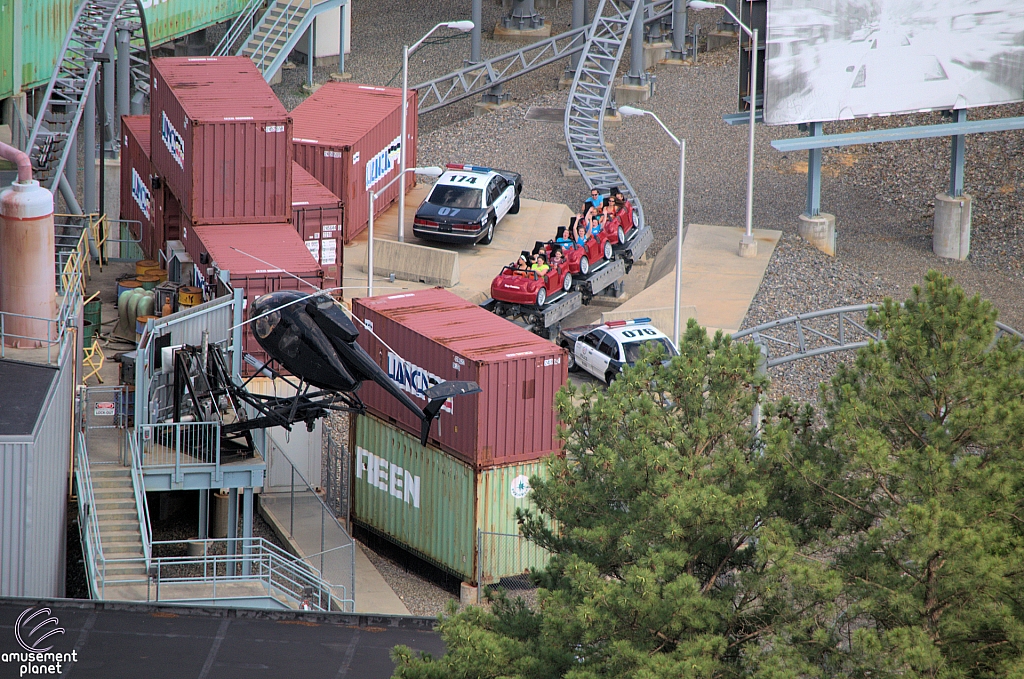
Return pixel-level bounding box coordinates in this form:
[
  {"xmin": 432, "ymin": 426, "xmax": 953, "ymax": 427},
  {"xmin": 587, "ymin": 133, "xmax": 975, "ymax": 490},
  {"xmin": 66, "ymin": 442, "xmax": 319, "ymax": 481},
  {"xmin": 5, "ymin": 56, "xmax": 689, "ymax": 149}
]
[
  {"xmin": 493, "ymin": 23, "xmax": 552, "ymax": 42},
  {"xmin": 345, "ymin": 184, "xmax": 575, "ymax": 306},
  {"xmin": 615, "ymin": 82, "xmax": 653, "ymax": 105},
  {"xmin": 609, "ymin": 224, "xmax": 781, "ymax": 335},
  {"xmin": 259, "ymin": 493, "xmax": 410, "ymax": 615},
  {"xmin": 798, "ymin": 213, "xmax": 836, "ymax": 256},
  {"xmin": 644, "ymin": 41, "xmax": 672, "ymax": 69},
  {"xmin": 363, "ymin": 238, "xmax": 459, "ymax": 287}
]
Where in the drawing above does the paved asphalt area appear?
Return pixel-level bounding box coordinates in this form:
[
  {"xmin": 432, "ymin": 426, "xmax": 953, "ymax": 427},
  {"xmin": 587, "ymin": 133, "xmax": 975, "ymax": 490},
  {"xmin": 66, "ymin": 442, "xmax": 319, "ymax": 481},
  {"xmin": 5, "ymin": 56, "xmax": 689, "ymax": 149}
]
[{"xmin": 0, "ymin": 599, "xmax": 442, "ymax": 679}]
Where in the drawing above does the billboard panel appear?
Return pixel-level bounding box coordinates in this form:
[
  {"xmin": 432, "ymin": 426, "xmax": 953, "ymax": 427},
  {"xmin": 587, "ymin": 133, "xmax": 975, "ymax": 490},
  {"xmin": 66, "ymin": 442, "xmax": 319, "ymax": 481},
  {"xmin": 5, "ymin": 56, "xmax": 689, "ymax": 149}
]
[{"xmin": 764, "ymin": 0, "xmax": 1024, "ymax": 125}]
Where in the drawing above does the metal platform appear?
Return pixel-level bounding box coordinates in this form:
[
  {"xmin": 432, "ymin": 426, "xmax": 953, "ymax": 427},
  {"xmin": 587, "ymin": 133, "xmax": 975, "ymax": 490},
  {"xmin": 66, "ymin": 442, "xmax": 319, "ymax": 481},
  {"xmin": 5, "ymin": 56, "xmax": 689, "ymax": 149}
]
[
  {"xmin": 481, "ymin": 290, "xmax": 584, "ymax": 339},
  {"xmin": 613, "ymin": 224, "xmax": 654, "ymax": 271},
  {"xmin": 574, "ymin": 257, "xmax": 626, "ymax": 303}
]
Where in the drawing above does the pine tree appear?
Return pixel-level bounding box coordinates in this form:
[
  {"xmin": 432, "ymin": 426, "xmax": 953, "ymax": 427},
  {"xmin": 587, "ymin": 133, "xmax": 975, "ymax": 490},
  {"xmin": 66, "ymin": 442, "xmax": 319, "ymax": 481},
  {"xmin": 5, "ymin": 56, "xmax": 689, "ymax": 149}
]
[
  {"xmin": 772, "ymin": 271, "xmax": 1024, "ymax": 678},
  {"xmin": 393, "ymin": 322, "xmax": 818, "ymax": 679}
]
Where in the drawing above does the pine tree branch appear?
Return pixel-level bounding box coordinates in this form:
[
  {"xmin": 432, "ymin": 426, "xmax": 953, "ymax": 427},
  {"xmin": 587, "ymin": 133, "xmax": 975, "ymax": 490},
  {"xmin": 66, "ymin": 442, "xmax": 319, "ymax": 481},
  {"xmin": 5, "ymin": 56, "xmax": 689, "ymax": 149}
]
[{"xmin": 702, "ymin": 537, "xmax": 745, "ymax": 594}]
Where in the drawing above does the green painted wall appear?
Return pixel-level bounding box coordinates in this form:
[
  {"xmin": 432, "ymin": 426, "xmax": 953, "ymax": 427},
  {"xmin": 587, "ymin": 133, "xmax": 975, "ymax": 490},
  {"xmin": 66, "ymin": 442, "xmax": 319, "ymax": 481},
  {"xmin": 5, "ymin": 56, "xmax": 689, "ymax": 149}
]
[
  {"xmin": 0, "ymin": 0, "xmax": 12, "ymax": 98},
  {"xmin": 1, "ymin": 0, "xmax": 250, "ymax": 100}
]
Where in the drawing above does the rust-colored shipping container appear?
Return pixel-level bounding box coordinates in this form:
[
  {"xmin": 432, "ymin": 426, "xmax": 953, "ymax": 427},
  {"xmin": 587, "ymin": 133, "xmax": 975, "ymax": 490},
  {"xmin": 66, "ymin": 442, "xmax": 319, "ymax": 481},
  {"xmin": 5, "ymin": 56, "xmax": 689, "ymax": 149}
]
[
  {"xmin": 292, "ymin": 162, "xmax": 344, "ymax": 291},
  {"xmin": 150, "ymin": 56, "xmax": 292, "ymax": 225},
  {"xmin": 119, "ymin": 114, "xmax": 164, "ymax": 261},
  {"xmin": 352, "ymin": 288, "xmax": 566, "ymax": 470},
  {"xmin": 291, "ymin": 82, "xmax": 417, "ymax": 243},
  {"xmin": 191, "ymin": 223, "xmax": 324, "ymax": 373}
]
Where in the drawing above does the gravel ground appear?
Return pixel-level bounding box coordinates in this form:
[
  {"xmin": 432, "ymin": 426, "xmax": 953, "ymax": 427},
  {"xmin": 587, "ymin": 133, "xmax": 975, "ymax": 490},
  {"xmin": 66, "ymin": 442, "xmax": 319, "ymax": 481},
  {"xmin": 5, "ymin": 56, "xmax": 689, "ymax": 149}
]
[{"xmin": 160, "ymin": 1, "xmax": 1024, "ymax": 608}]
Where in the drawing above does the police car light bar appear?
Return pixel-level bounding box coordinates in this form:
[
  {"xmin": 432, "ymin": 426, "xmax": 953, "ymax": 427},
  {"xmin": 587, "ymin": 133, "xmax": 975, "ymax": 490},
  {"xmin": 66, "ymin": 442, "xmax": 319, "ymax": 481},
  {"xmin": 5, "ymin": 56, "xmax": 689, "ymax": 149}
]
[
  {"xmin": 604, "ymin": 317, "xmax": 652, "ymax": 328},
  {"xmin": 445, "ymin": 163, "xmax": 493, "ymax": 173}
]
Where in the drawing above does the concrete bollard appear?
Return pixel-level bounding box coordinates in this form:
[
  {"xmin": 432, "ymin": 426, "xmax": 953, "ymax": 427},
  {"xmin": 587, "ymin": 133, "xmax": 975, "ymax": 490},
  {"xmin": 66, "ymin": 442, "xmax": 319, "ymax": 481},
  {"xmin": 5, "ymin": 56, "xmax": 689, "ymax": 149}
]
[
  {"xmin": 932, "ymin": 193, "xmax": 971, "ymax": 260},
  {"xmin": 798, "ymin": 213, "xmax": 836, "ymax": 256},
  {"xmin": 212, "ymin": 490, "xmax": 230, "ymax": 538},
  {"xmin": 460, "ymin": 582, "xmax": 478, "ymax": 605}
]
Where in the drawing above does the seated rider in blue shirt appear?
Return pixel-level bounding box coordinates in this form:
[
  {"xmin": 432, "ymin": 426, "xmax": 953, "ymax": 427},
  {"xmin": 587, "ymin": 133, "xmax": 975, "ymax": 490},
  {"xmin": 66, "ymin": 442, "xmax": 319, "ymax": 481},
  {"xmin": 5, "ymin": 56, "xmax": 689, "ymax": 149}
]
[{"xmin": 584, "ymin": 188, "xmax": 605, "ymax": 212}]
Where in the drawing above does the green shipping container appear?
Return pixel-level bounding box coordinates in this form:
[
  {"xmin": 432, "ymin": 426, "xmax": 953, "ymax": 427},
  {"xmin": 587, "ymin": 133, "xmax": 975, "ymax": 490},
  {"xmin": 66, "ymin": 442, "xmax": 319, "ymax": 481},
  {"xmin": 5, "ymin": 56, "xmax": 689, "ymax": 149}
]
[{"xmin": 352, "ymin": 415, "xmax": 552, "ymax": 583}]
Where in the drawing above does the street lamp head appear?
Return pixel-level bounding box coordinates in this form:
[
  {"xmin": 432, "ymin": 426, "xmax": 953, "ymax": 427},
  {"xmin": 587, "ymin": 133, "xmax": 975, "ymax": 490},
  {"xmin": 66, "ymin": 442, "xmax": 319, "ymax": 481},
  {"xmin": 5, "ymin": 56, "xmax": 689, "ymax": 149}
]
[
  {"xmin": 688, "ymin": 1, "xmax": 719, "ymax": 9},
  {"xmin": 414, "ymin": 166, "xmax": 444, "ymax": 177},
  {"xmin": 618, "ymin": 105, "xmax": 648, "ymax": 117},
  {"xmin": 445, "ymin": 20, "xmax": 475, "ymax": 32}
]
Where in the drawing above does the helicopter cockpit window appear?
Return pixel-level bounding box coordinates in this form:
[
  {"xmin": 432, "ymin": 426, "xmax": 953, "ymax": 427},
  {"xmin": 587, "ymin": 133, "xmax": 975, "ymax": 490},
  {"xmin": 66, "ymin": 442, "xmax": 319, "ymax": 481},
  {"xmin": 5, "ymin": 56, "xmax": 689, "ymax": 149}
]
[{"xmin": 254, "ymin": 310, "xmax": 281, "ymax": 339}]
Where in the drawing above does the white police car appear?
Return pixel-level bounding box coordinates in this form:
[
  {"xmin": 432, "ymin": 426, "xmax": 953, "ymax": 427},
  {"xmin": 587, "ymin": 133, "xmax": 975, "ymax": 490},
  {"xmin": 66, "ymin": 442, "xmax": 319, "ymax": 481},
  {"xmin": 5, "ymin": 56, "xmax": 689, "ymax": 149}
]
[
  {"xmin": 559, "ymin": 318, "xmax": 678, "ymax": 384},
  {"xmin": 413, "ymin": 163, "xmax": 523, "ymax": 245}
]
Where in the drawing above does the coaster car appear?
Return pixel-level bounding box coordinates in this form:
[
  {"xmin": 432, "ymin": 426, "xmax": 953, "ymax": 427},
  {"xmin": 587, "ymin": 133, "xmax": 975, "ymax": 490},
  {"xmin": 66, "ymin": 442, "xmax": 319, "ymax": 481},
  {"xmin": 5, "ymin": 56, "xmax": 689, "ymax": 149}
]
[
  {"xmin": 543, "ymin": 222, "xmax": 614, "ymax": 276},
  {"xmin": 602, "ymin": 199, "xmax": 636, "ymax": 245},
  {"xmin": 490, "ymin": 250, "xmax": 573, "ymax": 307}
]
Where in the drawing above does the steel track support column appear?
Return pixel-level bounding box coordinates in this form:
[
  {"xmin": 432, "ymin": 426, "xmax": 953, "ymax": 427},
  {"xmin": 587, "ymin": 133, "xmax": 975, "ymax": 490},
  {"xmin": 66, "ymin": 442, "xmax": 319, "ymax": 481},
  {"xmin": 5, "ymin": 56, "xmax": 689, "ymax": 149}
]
[
  {"xmin": 241, "ymin": 487, "xmax": 253, "ymax": 576},
  {"xmin": 667, "ymin": 0, "xmax": 688, "ymax": 61},
  {"xmin": 502, "ymin": 0, "xmax": 545, "ymax": 31},
  {"xmin": 103, "ymin": 41, "xmax": 116, "ymax": 151},
  {"xmin": 471, "ymin": 0, "xmax": 482, "ymax": 63},
  {"xmin": 565, "ymin": 0, "xmax": 586, "ymax": 78},
  {"xmin": 949, "ymin": 109, "xmax": 967, "ymax": 197},
  {"xmin": 65, "ymin": 120, "xmax": 78, "ymax": 197},
  {"xmin": 116, "ymin": 27, "xmax": 131, "ymax": 142},
  {"xmin": 624, "ymin": 0, "xmax": 647, "ymax": 84},
  {"xmin": 83, "ymin": 66, "xmax": 97, "ymax": 215}
]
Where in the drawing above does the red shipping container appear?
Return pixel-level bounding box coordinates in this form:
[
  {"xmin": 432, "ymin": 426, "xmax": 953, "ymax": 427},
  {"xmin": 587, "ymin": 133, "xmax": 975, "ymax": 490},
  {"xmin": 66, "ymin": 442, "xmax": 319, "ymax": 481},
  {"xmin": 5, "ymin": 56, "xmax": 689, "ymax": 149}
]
[
  {"xmin": 119, "ymin": 114, "xmax": 164, "ymax": 260},
  {"xmin": 149, "ymin": 56, "xmax": 292, "ymax": 225},
  {"xmin": 291, "ymin": 82, "xmax": 417, "ymax": 243},
  {"xmin": 292, "ymin": 162, "xmax": 344, "ymax": 291},
  {"xmin": 191, "ymin": 223, "xmax": 324, "ymax": 373},
  {"xmin": 352, "ymin": 288, "xmax": 567, "ymax": 470}
]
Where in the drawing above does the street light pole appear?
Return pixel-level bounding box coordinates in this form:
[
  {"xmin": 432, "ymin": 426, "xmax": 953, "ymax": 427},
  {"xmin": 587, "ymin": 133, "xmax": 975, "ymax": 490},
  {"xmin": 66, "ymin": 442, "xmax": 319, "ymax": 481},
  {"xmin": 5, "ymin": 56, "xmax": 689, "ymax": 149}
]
[
  {"xmin": 618, "ymin": 106, "xmax": 686, "ymax": 347},
  {"xmin": 689, "ymin": 0, "xmax": 757, "ymax": 256},
  {"xmin": 366, "ymin": 166, "xmax": 444, "ymax": 297},
  {"xmin": 399, "ymin": 20, "xmax": 475, "ymax": 243}
]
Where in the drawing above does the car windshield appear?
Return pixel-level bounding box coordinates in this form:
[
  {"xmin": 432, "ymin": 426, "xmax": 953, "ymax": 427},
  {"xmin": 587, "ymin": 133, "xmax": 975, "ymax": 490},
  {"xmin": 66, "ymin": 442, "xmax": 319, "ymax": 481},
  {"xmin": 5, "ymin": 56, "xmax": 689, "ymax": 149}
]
[
  {"xmin": 622, "ymin": 338, "xmax": 676, "ymax": 364},
  {"xmin": 427, "ymin": 185, "xmax": 482, "ymax": 209}
]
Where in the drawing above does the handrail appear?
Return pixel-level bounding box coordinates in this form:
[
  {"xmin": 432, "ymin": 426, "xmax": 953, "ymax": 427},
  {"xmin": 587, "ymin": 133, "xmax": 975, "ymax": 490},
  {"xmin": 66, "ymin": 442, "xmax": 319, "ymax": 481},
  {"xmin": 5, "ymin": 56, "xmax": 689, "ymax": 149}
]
[
  {"xmin": 129, "ymin": 433, "xmax": 153, "ymax": 569},
  {"xmin": 74, "ymin": 430, "xmax": 105, "ymax": 598},
  {"xmin": 137, "ymin": 422, "xmax": 222, "ymax": 481},
  {"xmin": 247, "ymin": 0, "xmax": 309, "ymax": 73},
  {"xmin": 214, "ymin": 0, "xmax": 268, "ymax": 56}
]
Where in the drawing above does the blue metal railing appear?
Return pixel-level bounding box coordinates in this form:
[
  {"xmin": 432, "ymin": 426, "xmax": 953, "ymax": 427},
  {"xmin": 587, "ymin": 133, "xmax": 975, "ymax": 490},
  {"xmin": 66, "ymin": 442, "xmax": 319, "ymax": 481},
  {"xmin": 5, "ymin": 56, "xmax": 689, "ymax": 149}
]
[
  {"xmin": 136, "ymin": 422, "xmax": 222, "ymax": 483},
  {"xmin": 129, "ymin": 434, "xmax": 153, "ymax": 569}
]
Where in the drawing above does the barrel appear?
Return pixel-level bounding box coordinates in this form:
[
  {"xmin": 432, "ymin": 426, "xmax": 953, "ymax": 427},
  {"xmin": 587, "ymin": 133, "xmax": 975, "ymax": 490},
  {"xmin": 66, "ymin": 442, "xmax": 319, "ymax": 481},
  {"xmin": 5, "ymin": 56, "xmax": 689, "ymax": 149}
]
[
  {"xmin": 136, "ymin": 314, "xmax": 157, "ymax": 337},
  {"xmin": 178, "ymin": 286, "xmax": 202, "ymax": 308},
  {"xmin": 82, "ymin": 319, "xmax": 96, "ymax": 346},
  {"xmin": 135, "ymin": 259, "xmax": 160, "ymax": 276},
  {"xmin": 116, "ymin": 278, "xmax": 140, "ymax": 301},
  {"xmin": 136, "ymin": 275, "xmax": 160, "ymax": 291},
  {"xmin": 84, "ymin": 298, "xmax": 102, "ymax": 334},
  {"xmin": 140, "ymin": 266, "xmax": 167, "ymax": 281}
]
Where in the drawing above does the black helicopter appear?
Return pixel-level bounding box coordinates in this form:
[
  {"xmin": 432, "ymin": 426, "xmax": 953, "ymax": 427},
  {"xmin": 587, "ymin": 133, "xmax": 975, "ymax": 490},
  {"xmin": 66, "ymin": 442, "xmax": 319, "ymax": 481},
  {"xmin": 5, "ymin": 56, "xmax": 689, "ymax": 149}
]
[
  {"xmin": 171, "ymin": 289, "xmax": 479, "ymax": 455},
  {"xmin": 246, "ymin": 289, "xmax": 480, "ymax": 445}
]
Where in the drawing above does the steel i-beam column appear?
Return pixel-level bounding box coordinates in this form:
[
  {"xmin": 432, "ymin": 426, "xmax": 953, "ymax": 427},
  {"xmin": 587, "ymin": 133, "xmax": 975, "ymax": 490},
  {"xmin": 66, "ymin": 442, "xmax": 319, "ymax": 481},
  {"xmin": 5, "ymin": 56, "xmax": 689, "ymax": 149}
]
[
  {"xmin": 116, "ymin": 26, "xmax": 131, "ymax": 141},
  {"xmin": 503, "ymin": 0, "xmax": 544, "ymax": 30},
  {"xmin": 623, "ymin": 0, "xmax": 647, "ymax": 84},
  {"xmin": 83, "ymin": 62, "xmax": 97, "ymax": 215},
  {"xmin": 669, "ymin": 0, "xmax": 688, "ymax": 60},
  {"xmin": 241, "ymin": 487, "xmax": 253, "ymax": 576},
  {"xmin": 103, "ymin": 41, "xmax": 116, "ymax": 150},
  {"xmin": 471, "ymin": 0, "xmax": 482, "ymax": 63}
]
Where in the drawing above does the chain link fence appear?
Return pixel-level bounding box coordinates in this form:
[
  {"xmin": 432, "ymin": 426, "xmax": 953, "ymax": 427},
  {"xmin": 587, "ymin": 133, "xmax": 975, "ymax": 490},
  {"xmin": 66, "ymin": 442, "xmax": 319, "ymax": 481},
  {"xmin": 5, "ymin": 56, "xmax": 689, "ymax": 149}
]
[
  {"xmin": 477, "ymin": 530, "xmax": 550, "ymax": 604},
  {"xmin": 324, "ymin": 430, "xmax": 350, "ymax": 531}
]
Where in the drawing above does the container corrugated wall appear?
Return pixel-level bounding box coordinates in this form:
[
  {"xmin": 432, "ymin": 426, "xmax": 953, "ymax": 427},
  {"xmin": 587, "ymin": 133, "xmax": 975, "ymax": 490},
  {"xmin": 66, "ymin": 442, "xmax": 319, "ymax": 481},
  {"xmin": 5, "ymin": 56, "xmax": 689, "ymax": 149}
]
[
  {"xmin": 120, "ymin": 114, "xmax": 163, "ymax": 260},
  {"xmin": 0, "ymin": 348, "xmax": 74, "ymax": 597},
  {"xmin": 353, "ymin": 289, "xmax": 566, "ymax": 470},
  {"xmin": 290, "ymin": 83, "xmax": 417, "ymax": 242},
  {"xmin": 0, "ymin": 0, "xmax": 13, "ymax": 98},
  {"xmin": 150, "ymin": 57, "xmax": 292, "ymax": 225},
  {"xmin": 352, "ymin": 415, "xmax": 549, "ymax": 582},
  {"xmin": 14, "ymin": 0, "xmax": 74, "ymax": 94},
  {"xmin": 143, "ymin": 0, "xmax": 251, "ymax": 47},
  {"xmin": 292, "ymin": 163, "xmax": 343, "ymax": 289}
]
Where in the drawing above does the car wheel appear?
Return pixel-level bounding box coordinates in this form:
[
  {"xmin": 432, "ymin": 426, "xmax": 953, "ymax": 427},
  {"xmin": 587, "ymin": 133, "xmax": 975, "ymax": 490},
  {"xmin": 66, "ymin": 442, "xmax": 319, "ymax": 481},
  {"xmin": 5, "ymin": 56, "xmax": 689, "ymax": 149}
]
[
  {"xmin": 617, "ymin": 225, "xmax": 626, "ymax": 244},
  {"xmin": 480, "ymin": 216, "xmax": 496, "ymax": 245},
  {"xmin": 510, "ymin": 194, "xmax": 521, "ymax": 214},
  {"xmin": 564, "ymin": 344, "xmax": 578, "ymax": 372},
  {"xmin": 563, "ymin": 272, "xmax": 573, "ymax": 292},
  {"xmin": 605, "ymin": 370, "xmax": 617, "ymax": 386},
  {"xmin": 603, "ymin": 240, "xmax": 613, "ymax": 260},
  {"xmin": 536, "ymin": 286, "xmax": 547, "ymax": 307},
  {"xmin": 579, "ymin": 255, "xmax": 590, "ymax": 275}
]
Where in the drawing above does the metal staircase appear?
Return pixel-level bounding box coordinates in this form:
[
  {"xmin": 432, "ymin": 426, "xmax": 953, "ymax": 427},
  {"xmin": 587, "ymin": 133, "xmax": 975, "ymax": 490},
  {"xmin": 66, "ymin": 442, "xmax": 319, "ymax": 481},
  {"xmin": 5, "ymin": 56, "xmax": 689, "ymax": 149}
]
[
  {"xmin": 214, "ymin": 0, "xmax": 344, "ymax": 84},
  {"xmin": 564, "ymin": 0, "xmax": 647, "ymax": 228},
  {"xmin": 24, "ymin": 0, "xmax": 151, "ymax": 194}
]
